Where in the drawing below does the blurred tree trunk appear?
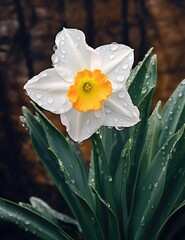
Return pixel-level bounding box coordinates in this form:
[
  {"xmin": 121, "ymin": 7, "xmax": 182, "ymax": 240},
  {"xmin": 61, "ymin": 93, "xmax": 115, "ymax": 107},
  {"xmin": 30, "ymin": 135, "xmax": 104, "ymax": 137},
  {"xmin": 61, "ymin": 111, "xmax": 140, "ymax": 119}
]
[{"xmin": 0, "ymin": 0, "xmax": 185, "ymax": 239}]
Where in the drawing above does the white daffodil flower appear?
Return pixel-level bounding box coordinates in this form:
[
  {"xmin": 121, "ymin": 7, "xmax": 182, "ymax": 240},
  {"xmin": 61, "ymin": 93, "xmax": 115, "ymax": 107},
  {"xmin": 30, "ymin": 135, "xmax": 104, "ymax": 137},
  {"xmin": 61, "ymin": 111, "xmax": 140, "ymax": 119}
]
[{"xmin": 24, "ymin": 28, "xmax": 140, "ymax": 142}]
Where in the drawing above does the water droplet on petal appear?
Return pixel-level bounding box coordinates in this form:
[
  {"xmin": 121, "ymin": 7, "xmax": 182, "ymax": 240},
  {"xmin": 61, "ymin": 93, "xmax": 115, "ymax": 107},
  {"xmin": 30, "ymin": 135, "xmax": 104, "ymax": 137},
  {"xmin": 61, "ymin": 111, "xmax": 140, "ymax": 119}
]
[
  {"xmin": 38, "ymin": 101, "xmax": 43, "ymax": 106},
  {"xmin": 122, "ymin": 63, "xmax": 128, "ymax": 69},
  {"xmin": 110, "ymin": 43, "xmax": 119, "ymax": 51},
  {"xmin": 109, "ymin": 54, "xmax": 115, "ymax": 60},
  {"xmin": 52, "ymin": 55, "xmax": 58, "ymax": 64},
  {"xmin": 41, "ymin": 72, "xmax": 48, "ymax": 77},
  {"xmin": 48, "ymin": 97, "xmax": 54, "ymax": 104},
  {"xmin": 94, "ymin": 111, "xmax": 102, "ymax": 118},
  {"xmin": 116, "ymin": 75, "xmax": 125, "ymax": 82},
  {"xmin": 118, "ymin": 91, "xmax": 125, "ymax": 99},
  {"xmin": 53, "ymin": 45, "xmax": 57, "ymax": 51},
  {"xmin": 36, "ymin": 93, "xmax": 42, "ymax": 99},
  {"xmin": 114, "ymin": 116, "xmax": 119, "ymax": 122},
  {"xmin": 105, "ymin": 107, "xmax": 112, "ymax": 113},
  {"xmin": 115, "ymin": 126, "xmax": 124, "ymax": 131}
]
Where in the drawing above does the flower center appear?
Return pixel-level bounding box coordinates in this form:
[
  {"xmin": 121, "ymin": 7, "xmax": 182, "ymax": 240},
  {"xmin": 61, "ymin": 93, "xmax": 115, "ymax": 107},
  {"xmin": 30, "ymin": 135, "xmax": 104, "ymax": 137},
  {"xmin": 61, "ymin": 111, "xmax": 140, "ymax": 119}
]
[
  {"xmin": 67, "ymin": 69, "xmax": 112, "ymax": 112},
  {"xmin": 84, "ymin": 83, "xmax": 92, "ymax": 91}
]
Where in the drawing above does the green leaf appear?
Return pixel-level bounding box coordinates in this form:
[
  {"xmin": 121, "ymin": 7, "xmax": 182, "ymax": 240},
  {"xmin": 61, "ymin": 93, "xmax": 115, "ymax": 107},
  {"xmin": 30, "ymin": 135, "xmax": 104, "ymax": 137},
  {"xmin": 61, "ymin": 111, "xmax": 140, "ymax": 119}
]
[
  {"xmin": 126, "ymin": 55, "xmax": 157, "ymax": 213},
  {"xmin": 129, "ymin": 125, "xmax": 185, "ymax": 240},
  {"xmin": 139, "ymin": 101, "xmax": 162, "ymax": 175},
  {"xmin": 91, "ymin": 133, "xmax": 121, "ymax": 240},
  {"xmin": 126, "ymin": 48, "xmax": 153, "ymax": 92},
  {"xmin": 159, "ymin": 79, "xmax": 185, "ymax": 147},
  {"xmin": 113, "ymin": 139, "xmax": 132, "ymax": 239},
  {"xmin": 107, "ymin": 49, "xmax": 155, "ymax": 180},
  {"xmin": 19, "ymin": 197, "xmax": 81, "ymax": 232},
  {"xmin": 157, "ymin": 202, "xmax": 185, "ymax": 240},
  {"xmin": 144, "ymin": 124, "xmax": 185, "ymax": 240},
  {"xmin": 22, "ymin": 106, "xmax": 104, "ymax": 240},
  {"xmin": 33, "ymin": 103, "xmax": 94, "ymax": 207},
  {"xmin": 0, "ymin": 198, "xmax": 72, "ymax": 240}
]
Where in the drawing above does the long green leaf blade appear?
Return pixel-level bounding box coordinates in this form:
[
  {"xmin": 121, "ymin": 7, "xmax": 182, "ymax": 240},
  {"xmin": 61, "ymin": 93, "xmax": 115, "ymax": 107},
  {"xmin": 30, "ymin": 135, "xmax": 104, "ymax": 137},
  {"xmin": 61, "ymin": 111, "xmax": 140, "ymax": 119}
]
[{"xmin": 0, "ymin": 198, "xmax": 72, "ymax": 240}]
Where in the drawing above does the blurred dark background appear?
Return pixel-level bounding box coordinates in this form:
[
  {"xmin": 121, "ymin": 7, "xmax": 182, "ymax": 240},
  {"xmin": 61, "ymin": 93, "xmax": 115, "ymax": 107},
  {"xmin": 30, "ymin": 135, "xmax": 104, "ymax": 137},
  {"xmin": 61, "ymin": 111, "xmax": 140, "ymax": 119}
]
[{"xmin": 0, "ymin": 0, "xmax": 185, "ymax": 239}]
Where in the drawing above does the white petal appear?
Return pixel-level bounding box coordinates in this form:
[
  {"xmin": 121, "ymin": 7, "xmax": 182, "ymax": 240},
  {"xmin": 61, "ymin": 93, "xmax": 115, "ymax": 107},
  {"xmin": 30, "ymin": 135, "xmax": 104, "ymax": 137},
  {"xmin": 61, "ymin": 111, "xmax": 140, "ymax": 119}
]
[
  {"xmin": 103, "ymin": 87, "xmax": 140, "ymax": 127},
  {"xmin": 52, "ymin": 28, "xmax": 101, "ymax": 78},
  {"xmin": 96, "ymin": 43, "xmax": 134, "ymax": 91},
  {"xmin": 24, "ymin": 68, "xmax": 72, "ymax": 114},
  {"xmin": 60, "ymin": 108, "xmax": 105, "ymax": 143}
]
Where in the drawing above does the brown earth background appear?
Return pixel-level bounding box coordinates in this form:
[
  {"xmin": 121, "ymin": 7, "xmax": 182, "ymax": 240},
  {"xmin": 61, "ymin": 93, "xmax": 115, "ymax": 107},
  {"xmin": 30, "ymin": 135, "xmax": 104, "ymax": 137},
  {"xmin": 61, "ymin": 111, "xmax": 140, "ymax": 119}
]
[{"xmin": 0, "ymin": 0, "xmax": 185, "ymax": 239}]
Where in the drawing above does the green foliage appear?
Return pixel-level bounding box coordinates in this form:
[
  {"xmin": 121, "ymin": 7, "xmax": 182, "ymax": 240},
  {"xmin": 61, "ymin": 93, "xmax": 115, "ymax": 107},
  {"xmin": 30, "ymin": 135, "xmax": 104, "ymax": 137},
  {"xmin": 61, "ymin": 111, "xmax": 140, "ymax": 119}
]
[{"xmin": 1, "ymin": 49, "xmax": 185, "ymax": 240}]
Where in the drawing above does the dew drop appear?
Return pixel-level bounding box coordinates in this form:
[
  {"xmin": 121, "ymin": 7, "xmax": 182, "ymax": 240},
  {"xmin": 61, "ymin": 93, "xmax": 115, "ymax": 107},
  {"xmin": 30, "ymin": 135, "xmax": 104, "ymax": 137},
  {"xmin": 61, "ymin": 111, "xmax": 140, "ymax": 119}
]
[
  {"xmin": 53, "ymin": 45, "xmax": 57, "ymax": 51},
  {"xmin": 140, "ymin": 216, "xmax": 146, "ymax": 227},
  {"xmin": 48, "ymin": 97, "xmax": 54, "ymax": 104},
  {"xmin": 105, "ymin": 107, "xmax": 112, "ymax": 113},
  {"xmin": 181, "ymin": 79, "xmax": 185, "ymax": 85},
  {"xmin": 122, "ymin": 63, "xmax": 128, "ymax": 69},
  {"xmin": 106, "ymin": 203, "xmax": 111, "ymax": 208},
  {"xmin": 154, "ymin": 182, "xmax": 159, "ymax": 188},
  {"xmin": 114, "ymin": 116, "xmax": 119, "ymax": 122},
  {"xmin": 142, "ymin": 87, "xmax": 147, "ymax": 94},
  {"xmin": 91, "ymin": 217, "xmax": 96, "ymax": 224},
  {"xmin": 112, "ymin": 83, "xmax": 118, "ymax": 90},
  {"xmin": 41, "ymin": 72, "xmax": 48, "ymax": 77},
  {"xmin": 36, "ymin": 93, "xmax": 42, "ymax": 99},
  {"xmin": 123, "ymin": 102, "xmax": 128, "ymax": 106},
  {"xmin": 109, "ymin": 54, "xmax": 115, "ymax": 60},
  {"xmin": 110, "ymin": 43, "xmax": 119, "ymax": 51},
  {"xmin": 115, "ymin": 126, "xmax": 124, "ymax": 131},
  {"xmin": 108, "ymin": 176, "xmax": 112, "ymax": 182},
  {"xmin": 116, "ymin": 75, "xmax": 125, "ymax": 82},
  {"xmin": 52, "ymin": 55, "xmax": 58, "ymax": 64},
  {"xmin": 178, "ymin": 91, "xmax": 183, "ymax": 97},
  {"xmin": 146, "ymin": 72, "xmax": 150, "ymax": 79},
  {"xmin": 94, "ymin": 111, "xmax": 102, "ymax": 118},
  {"xmin": 118, "ymin": 91, "xmax": 125, "ymax": 99},
  {"xmin": 25, "ymin": 220, "xmax": 30, "ymax": 225},
  {"xmin": 38, "ymin": 101, "xmax": 43, "ymax": 106}
]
